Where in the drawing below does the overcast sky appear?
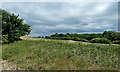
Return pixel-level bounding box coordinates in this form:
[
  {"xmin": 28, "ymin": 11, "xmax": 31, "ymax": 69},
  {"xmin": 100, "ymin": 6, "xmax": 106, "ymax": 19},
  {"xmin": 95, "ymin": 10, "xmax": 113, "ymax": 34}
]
[{"xmin": 2, "ymin": 2, "xmax": 118, "ymax": 36}]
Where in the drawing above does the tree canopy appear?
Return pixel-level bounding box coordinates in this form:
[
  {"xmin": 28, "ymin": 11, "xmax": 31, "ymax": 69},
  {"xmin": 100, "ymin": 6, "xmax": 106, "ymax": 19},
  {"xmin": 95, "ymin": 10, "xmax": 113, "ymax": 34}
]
[
  {"xmin": 45, "ymin": 31, "xmax": 120, "ymax": 44},
  {"xmin": 1, "ymin": 9, "xmax": 31, "ymax": 43}
]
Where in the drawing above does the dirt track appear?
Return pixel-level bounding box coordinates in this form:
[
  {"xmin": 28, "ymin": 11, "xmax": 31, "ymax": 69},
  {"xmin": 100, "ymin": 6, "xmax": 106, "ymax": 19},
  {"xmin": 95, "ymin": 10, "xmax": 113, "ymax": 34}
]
[{"xmin": 20, "ymin": 36, "xmax": 119, "ymax": 46}]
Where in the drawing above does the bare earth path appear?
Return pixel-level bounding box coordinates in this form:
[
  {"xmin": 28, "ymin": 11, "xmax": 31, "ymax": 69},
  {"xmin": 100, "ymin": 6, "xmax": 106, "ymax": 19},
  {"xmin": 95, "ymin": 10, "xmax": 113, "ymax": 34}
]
[
  {"xmin": 1, "ymin": 60, "xmax": 17, "ymax": 70},
  {"xmin": 20, "ymin": 36, "xmax": 119, "ymax": 46},
  {"xmin": 1, "ymin": 60, "xmax": 23, "ymax": 70}
]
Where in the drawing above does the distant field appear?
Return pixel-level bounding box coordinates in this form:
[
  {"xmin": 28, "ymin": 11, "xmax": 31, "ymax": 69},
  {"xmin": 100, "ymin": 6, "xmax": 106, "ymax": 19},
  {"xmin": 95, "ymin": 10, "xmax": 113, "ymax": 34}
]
[{"xmin": 2, "ymin": 39, "xmax": 119, "ymax": 70}]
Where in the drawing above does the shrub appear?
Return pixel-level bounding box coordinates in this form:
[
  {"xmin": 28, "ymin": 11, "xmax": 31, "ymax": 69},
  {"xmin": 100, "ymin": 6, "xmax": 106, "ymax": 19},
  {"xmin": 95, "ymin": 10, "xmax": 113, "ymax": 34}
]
[
  {"xmin": 2, "ymin": 35, "xmax": 9, "ymax": 44},
  {"xmin": 112, "ymin": 40, "xmax": 120, "ymax": 44},
  {"xmin": 52, "ymin": 37, "xmax": 60, "ymax": 40},
  {"xmin": 71, "ymin": 37, "xmax": 79, "ymax": 41},
  {"xmin": 79, "ymin": 38, "xmax": 89, "ymax": 42},
  {"xmin": 65, "ymin": 37, "xmax": 71, "ymax": 40},
  {"xmin": 90, "ymin": 38, "xmax": 111, "ymax": 44},
  {"xmin": 60, "ymin": 37, "xmax": 67, "ymax": 40}
]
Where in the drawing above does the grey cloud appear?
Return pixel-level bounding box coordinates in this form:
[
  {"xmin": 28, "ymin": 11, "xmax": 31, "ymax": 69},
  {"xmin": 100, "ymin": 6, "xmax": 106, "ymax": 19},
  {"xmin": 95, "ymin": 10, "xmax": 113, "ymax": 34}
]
[{"xmin": 2, "ymin": 2, "xmax": 118, "ymax": 36}]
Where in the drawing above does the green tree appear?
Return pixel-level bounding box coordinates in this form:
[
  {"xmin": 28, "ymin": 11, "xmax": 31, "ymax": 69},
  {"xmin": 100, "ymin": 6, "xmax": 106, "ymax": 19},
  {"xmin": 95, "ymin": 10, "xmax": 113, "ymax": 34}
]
[
  {"xmin": 58, "ymin": 33, "xmax": 64, "ymax": 37},
  {"xmin": 2, "ymin": 9, "xmax": 31, "ymax": 43},
  {"xmin": 102, "ymin": 31, "xmax": 120, "ymax": 41}
]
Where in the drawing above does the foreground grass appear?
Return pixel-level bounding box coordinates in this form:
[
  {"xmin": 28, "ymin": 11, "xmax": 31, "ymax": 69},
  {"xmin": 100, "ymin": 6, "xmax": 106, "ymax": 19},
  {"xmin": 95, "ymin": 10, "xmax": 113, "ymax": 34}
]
[{"xmin": 2, "ymin": 39, "xmax": 119, "ymax": 70}]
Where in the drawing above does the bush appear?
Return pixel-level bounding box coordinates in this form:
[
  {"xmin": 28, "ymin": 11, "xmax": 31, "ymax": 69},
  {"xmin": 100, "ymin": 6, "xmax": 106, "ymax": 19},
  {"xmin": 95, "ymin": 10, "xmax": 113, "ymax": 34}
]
[
  {"xmin": 90, "ymin": 38, "xmax": 111, "ymax": 44},
  {"xmin": 71, "ymin": 37, "xmax": 79, "ymax": 41},
  {"xmin": 60, "ymin": 37, "xmax": 67, "ymax": 40},
  {"xmin": 79, "ymin": 38, "xmax": 89, "ymax": 42},
  {"xmin": 2, "ymin": 35, "xmax": 9, "ymax": 44},
  {"xmin": 65, "ymin": 37, "xmax": 71, "ymax": 40},
  {"xmin": 112, "ymin": 40, "xmax": 120, "ymax": 44},
  {"xmin": 52, "ymin": 37, "xmax": 60, "ymax": 40}
]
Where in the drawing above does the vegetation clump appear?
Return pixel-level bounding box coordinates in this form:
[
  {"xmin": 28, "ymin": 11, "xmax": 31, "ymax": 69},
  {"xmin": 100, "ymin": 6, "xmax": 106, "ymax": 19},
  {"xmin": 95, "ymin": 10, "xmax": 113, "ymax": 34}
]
[
  {"xmin": 1, "ymin": 9, "xmax": 31, "ymax": 44},
  {"xmin": 45, "ymin": 31, "xmax": 120, "ymax": 44},
  {"xmin": 90, "ymin": 38, "xmax": 111, "ymax": 44},
  {"xmin": 71, "ymin": 37, "xmax": 88, "ymax": 42},
  {"xmin": 112, "ymin": 40, "xmax": 120, "ymax": 44}
]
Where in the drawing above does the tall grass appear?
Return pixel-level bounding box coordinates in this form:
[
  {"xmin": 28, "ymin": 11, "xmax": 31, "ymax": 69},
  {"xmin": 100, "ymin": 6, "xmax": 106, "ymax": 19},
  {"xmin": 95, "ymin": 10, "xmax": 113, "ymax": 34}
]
[{"xmin": 2, "ymin": 39, "xmax": 119, "ymax": 70}]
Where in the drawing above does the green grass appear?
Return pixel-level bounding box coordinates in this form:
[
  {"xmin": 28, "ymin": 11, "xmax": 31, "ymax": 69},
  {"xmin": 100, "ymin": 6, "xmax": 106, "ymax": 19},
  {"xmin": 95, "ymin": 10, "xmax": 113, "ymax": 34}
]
[{"xmin": 2, "ymin": 39, "xmax": 119, "ymax": 70}]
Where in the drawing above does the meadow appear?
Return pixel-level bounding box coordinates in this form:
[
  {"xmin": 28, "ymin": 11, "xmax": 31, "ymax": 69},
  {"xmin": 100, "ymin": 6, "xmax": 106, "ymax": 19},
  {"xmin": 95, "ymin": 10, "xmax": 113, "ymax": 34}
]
[
  {"xmin": 2, "ymin": 39, "xmax": 119, "ymax": 70},
  {"xmin": 1, "ymin": 7, "xmax": 119, "ymax": 71}
]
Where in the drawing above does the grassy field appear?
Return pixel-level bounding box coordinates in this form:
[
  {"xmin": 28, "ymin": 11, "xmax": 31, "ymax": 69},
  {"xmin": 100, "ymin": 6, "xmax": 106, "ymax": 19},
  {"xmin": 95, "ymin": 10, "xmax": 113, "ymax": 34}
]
[{"xmin": 2, "ymin": 39, "xmax": 119, "ymax": 70}]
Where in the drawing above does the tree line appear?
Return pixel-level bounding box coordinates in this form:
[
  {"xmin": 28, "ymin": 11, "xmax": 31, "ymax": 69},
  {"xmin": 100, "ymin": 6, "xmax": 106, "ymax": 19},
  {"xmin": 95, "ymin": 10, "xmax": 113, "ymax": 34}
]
[{"xmin": 45, "ymin": 31, "xmax": 120, "ymax": 44}]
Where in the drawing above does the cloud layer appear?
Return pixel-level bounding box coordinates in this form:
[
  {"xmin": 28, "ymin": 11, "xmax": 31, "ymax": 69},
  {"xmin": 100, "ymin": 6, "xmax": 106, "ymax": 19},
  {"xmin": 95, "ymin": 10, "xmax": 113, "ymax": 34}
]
[{"xmin": 2, "ymin": 2, "xmax": 118, "ymax": 36}]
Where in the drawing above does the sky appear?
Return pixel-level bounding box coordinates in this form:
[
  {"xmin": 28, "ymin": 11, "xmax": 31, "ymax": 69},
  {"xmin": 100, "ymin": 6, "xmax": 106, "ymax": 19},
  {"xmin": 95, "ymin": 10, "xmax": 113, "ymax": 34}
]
[{"xmin": 2, "ymin": 2, "xmax": 118, "ymax": 36}]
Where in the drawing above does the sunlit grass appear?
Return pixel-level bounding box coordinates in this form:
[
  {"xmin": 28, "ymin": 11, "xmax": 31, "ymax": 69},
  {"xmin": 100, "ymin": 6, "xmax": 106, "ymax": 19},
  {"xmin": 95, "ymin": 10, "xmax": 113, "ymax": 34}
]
[{"xmin": 2, "ymin": 39, "xmax": 119, "ymax": 70}]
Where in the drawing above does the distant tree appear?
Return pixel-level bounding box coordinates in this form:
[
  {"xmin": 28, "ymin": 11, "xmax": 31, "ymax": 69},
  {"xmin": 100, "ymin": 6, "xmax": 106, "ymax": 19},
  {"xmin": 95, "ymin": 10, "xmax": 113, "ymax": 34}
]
[
  {"xmin": 46, "ymin": 31, "xmax": 119, "ymax": 43},
  {"xmin": 58, "ymin": 33, "xmax": 64, "ymax": 37},
  {"xmin": 54, "ymin": 33, "xmax": 59, "ymax": 37},
  {"xmin": 102, "ymin": 31, "xmax": 120, "ymax": 41},
  {"xmin": 65, "ymin": 33, "xmax": 71, "ymax": 38},
  {"xmin": 90, "ymin": 38, "xmax": 111, "ymax": 44},
  {"xmin": 2, "ymin": 9, "xmax": 32, "ymax": 43}
]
